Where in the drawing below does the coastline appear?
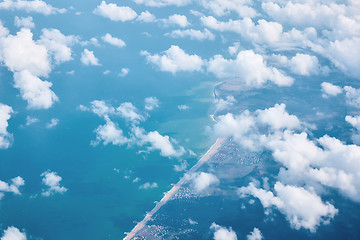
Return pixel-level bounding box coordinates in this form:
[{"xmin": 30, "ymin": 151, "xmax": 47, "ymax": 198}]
[{"xmin": 124, "ymin": 137, "xmax": 226, "ymax": 240}]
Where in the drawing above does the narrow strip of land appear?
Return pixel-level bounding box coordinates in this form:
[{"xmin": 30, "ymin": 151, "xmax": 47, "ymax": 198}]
[{"xmin": 124, "ymin": 138, "xmax": 226, "ymax": 240}]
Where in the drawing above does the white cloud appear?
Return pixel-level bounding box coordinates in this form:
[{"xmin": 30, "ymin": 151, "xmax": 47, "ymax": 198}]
[
  {"xmin": 239, "ymin": 182, "xmax": 338, "ymax": 232},
  {"xmin": 46, "ymin": 118, "xmax": 59, "ymax": 129},
  {"xmin": 133, "ymin": 0, "xmax": 192, "ymax": 7},
  {"xmin": 117, "ymin": 102, "xmax": 144, "ymax": 123},
  {"xmin": 83, "ymin": 100, "xmax": 115, "ymax": 118},
  {"xmin": 118, "ymin": 68, "xmax": 129, "ymax": 77},
  {"xmin": 215, "ymin": 95, "xmax": 236, "ymax": 112},
  {"xmin": 38, "ymin": 28, "xmax": 78, "ymax": 64},
  {"xmin": 41, "ymin": 170, "xmax": 67, "ymax": 196},
  {"xmin": 344, "ymin": 86, "xmax": 360, "ymax": 108},
  {"xmin": 188, "ymin": 172, "xmax": 219, "ymax": 193},
  {"xmin": 1, "ymin": 28, "xmax": 51, "ymax": 77},
  {"xmin": 346, "ymin": 115, "xmax": 360, "ymax": 131},
  {"xmin": 178, "ymin": 105, "xmax": 189, "ymax": 110},
  {"xmin": 102, "ymin": 33, "xmax": 125, "ymax": 48},
  {"xmin": 144, "ymin": 97, "xmax": 159, "ymax": 111},
  {"xmin": 287, "ymin": 54, "xmax": 324, "ymax": 76},
  {"xmin": 14, "ymin": 16, "xmax": 34, "ymax": 29},
  {"xmin": 135, "ymin": 127, "xmax": 185, "ymax": 157},
  {"xmin": 0, "ymin": 176, "xmax": 25, "ymax": 197},
  {"xmin": 0, "ymin": 104, "xmax": 13, "ymax": 149},
  {"xmin": 0, "ymin": 0, "xmax": 66, "ymax": 15},
  {"xmin": 13, "ymin": 70, "xmax": 58, "ymax": 109},
  {"xmin": 81, "ymin": 49, "xmax": 100, "ymax": 66},
  {"xmin": 228, "ymin": 42, "xmax": 240, "ymax": 56},
  {"xmin": 201, "ymin": 0, "xmax": 257, "ymax": 18},
  {"xmin": 139, "ymin": 182, "xmax": 158, "ymax": 189},
  {"xmin": 1, "ymin": 226, "xmax": 26, "ymax": 240},
  {"xmin": 174, "ymin": 160, "xmax": 188, "ymax": 172},
  {"xmin": 0, "ymin": 21, "xmax": 9, "ymax": 38},
  {"xmin": 162, "ymin": 14, "xmax": 189, "ymax": 28},
  {"xmin": 166, "ymin": 28, "xmax": 215, "ymax": 41},
  {"xmin": 247, "ymin": 228, "xmax": 263, "ymax": 240},
  {"xmin": 93, "ymin": 1, "xmax": 137, "ymax": 22},
  {"xmin": 207, "ymin": 50, "xmax": 293, "ymax": 88},
  {"xmin": 25, "ymin": 116, "xmax": 39, "ymax": 126},
  {"xmin": 141, "ymin": 45, "xmax": 204, "ymax": 74},
  {"xmin": 137, "ymin": 11, "xmax": 156, "ymax": 23},
  {"xmin": 321, "ymin": 82, "xmax": 342, "ymax": 98},
  {"xmin": 92, "ymin": 117, "xmax": 128, "ymax": 146},
  {"xmin": 210, "ymin": 223, "xmax": 238, "ymax": 240}
]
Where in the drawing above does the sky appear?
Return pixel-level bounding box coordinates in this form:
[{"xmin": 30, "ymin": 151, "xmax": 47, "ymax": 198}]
[{"xmin": 0, "ymin": 0, "xmax": 360, "ymax": 239}]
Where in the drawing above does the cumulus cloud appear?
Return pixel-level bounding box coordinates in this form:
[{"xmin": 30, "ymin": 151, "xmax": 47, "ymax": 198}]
[
  {"xmin": 13, "ymin": 70, "xmax": 58, "ymax": 109},
  {"xmin": 81, "ymin": 49, "xmax": 100, "ymax": 66},
  {"xmin": 1, "ymin": 28, "xmax": 51, "ymax": 77},
  {"xmin": 141, "ymin": 45, "xmax": 204, "ymax": 74},
  {"xmin": 139, "ymin": 182, "xmax": 158, "ymax": 189},
  {"xmin": 41, "ymin": 171, "xmax": 67, "ymax": 196},
  {"xmin": 321, "ymin": 82, "xmax": 342, "ymax": 98},
  {"xmin": 46, "ymin": 118, "xmax": 59, "ymax": 129},
  {"xmin": 162, "ymin": 14, "xmax": 190, "ymax": 28},
  {"xmin": 0, "ymin": 104, "xmax": 14, "ymax": 149},
  {"xmin": 102, "ymin": 33, "xmax": 126, "ymax": 48},
  {"xmin": 201, "ymin": 0, "xmax": 257, "ymax": 18},
  {"xmin": 207, "ymin": 50, "xmax": 293, "ymax": 88},
  {"xmin": 137, "ymin": 11, "xmax": 156, "ymax": 23},
  {"xmin": 0, "ymin": 0, "xmax": 66, "ymax": 15},
  {"xmin": 117, "ymin": 102, "xmax": 144, "ymax": 123},
  {"xmin": 25, "ymin": 116, "xmax": 39, "ymax": 126},
  {"xmin": 215, "ymin": 95, "xmax": 236, "ymax": 112},
  {"xmin": 118, "ymin": 68, "xmax": 129, "ymax": 77},
  {"xmin": 1, "ymin": 226, "xmax": 26, "ymax": 240},
  {"xmin": 344, "ymin": 86, "xmax": 360, "ymax": 108},
  {"xmin": 133, "ymin": 0, "xmax": 191, "ymax": 7},
  {"xmin": 144, "ymin": 97, "xmax": 159, "ymax": 111},
  {"xmin": 0, "ymin": 176, "xmax": 25, "ymax": 198},
  {"xmin": 210, "ymin": 223, "xmax": 238, "ymax": 240},
  {"xmin": 239, "ymin": 182, "xmax": 338, "ymax": 232},
  {"xmin": 187, "ymin": 172, "xmax": 219, "ymax": 193},
  {"xmin": 247, "ymin": 228, "xmax": 263, "ymax": 240},
  {"xmin": 93, "ymin": 1, "xmax": 137, "ymax": 22},
  {"xmin": 165, "ymin": 28, "xmax": 215, "ymax": 41},
  {"xmin": 14, "ymin": 16, "xmax": 34, "ymax": 29},
  {"xmin": 92, "ymin": 117, "xmax": 128, "ymax": 146}
]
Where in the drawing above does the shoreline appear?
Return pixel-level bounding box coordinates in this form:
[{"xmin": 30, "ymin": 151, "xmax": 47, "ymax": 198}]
[{"xmin": 123, "ymin": 137, "xmax": 226, "ymax": 240}]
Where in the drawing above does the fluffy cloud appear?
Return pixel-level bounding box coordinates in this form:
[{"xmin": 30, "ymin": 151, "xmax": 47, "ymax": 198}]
[
  {"xmin": 25, "ymin": 116, "xmax": 39, "ymax": 126},
  {"xmin": 215, "ymin": 95, "xmax": 236, "ymax": 112},
  {"xmin": 46, "ymin": 118, "xmax": 59, "ymax": 129},
  {"xmin": 283, "ymin": 53, "xmax": 325, "ymax": 76},
  {"xmin": 1, "ymin": 28, "xmax": 51, "ymax": 77},
  {"xmin": 207, "ymin": 50, "xmax": 293, "ymax": 88},
  {"xmin": 14, "ymin": 16, "xmax": 34, "ymax": 29},
  {"xmin": 139, "ymin": 182, "xmax": 158, "ymax": 189},
  {"xmin": 102, "ymin": 33, "xmax": 126, "ymax": 48},
  {"xmin": 0, "ymin": 104, "xmax": 14, "ymax": 149},
  {"xmin": 210, "ymin": 223, "xmax": 238, "ymax": 240},
  {"xmin": 117, "ymin": 102, "xmax": 144, "ymax": 123},
  {"xmin": 187, "ymin": 172, "xmax": 219, "ymax": 193},
  {"xmin": 321, "ymin": 82, "xmax": 342, "ymax": 98},
  {"xmin": 92, "ymin": 117, "xmax": 128, "ymax": 146},
  {"xmin": 118, "ymin": 68, "xmax": 129, "ymax": 77},
  {"xmin": 134, "ymin": 127, "xmax": 185, "ymax": 157},
  {"xmin": 201, "ymin": 0, "xmax": 257, "ymax": 18},
  {"xmin": 133, "ymin": 0, "xmax": 191, "ymax": 7},
  {"xmin": 162, "ymin": 14, "xmax": 189, "ymax": 28},
  {"xmin": 0, "ymin": 176, "xmax": 25, "ymax": 198},
  {"xmin": 346, "ymin": 115, "xmax": 360, "ymax": 131},
  {"xmin": 141, "ymin": 45, "xmax": 204, "ymax": 74},
  {"xmin": 1, "ymin": 226, "xmax": 26, "ymax": 240},
  {"xmin": 93, "ymin": 1, "xmax": 137, "ymax": 22},
  {"xmin": 41, "ymin": 171, "xmax": 67, "ymax": 196},
  {"xmin": 81, "ymin": 49, "xmax": 100, "ymax": 66},
  {"xmin": 137, "ymin": 11, "xmax": 156, "ymax": 23},
  {"xmin": 165, "ymin": 28, "xmax": 215, "ymax": 41},
  {"xmin": 13, "ymin": 70, "xmax": 58, "ymax": 109},
  {"xmin": 344, "ymin": 86, "xmax": 360, "ymax": 108},
  {"xmin": 247, "ymin": 228, "xmax": 263, "ymax": 240},
  {"xmin": 38, "ymin": 28, "xmax": 78, "ymax": 64},
  {"xmin": 0, "ymin": 0, "xmax": 66, "ymax": 15},
  {"xmin": 144, "ymin": 97, "xmax": 159, "ymax": 111},
  {"xmin": 239, "ymin": 182, "xmax": 338, "ymax": 232}
]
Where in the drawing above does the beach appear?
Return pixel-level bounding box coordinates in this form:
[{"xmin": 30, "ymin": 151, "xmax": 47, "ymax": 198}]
[{"xmin": 124, "ymin": 137, "xmax": 226, "ymax": 240}]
